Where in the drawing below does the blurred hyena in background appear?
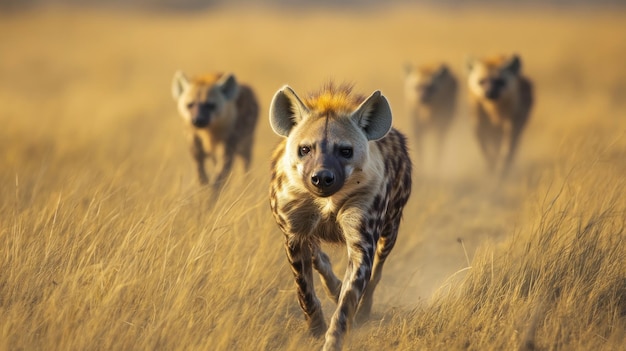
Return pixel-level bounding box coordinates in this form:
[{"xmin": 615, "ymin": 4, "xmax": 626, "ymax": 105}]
[
  {"xmin": 404, "ymin": 63, "xmax": 458, "ymax": 170},
  {"xmin": 466, "ymin": 54, "xmax": 534, "ymax": 177},
  {"xmin": 171, "ymin": 71, "xmax": 259, "ymax": 188},
  {"xmin": 268, "ymin": 83, "xmax": 412, "ymax": 351}
]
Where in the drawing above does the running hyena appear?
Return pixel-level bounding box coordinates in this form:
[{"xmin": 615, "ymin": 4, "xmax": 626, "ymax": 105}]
[
  {"xmin": 404, "ymin": 63, "xmax": 458, "ymax": 168},
  {"xmin": 466, "ymin": 54, "xmax": 534, "ymax": 176},
  {"xmin": 268, "ymin": 83, "xmax": 412, "ymax": 351},
  {"xmin": 171, "ymin": 71, "xmax": 259, "ymax": 187}
]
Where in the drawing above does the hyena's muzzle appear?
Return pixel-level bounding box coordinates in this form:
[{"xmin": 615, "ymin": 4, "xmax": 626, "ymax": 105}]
[
  {"xmin": 481, "ymin": 77, "xmax": 507, "ymax": 101},
  {"xmin": 418, "ymin": 83, "xmax": 436, "ymax": 104},
  {"xmin": 189, "ymin": 102, "xmax": 217, "ymax": 128},
  {"xmin": 301, "ymin": 143, "xmax": 346, "ymax": 198}
]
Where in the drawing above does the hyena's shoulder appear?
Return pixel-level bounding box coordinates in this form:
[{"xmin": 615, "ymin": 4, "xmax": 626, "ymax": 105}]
[
  {"xmin": 234, "ymin": 83, "xmax": 260, "ymax": 129},
  {"xmin": 375, "ymin": 129, "xmax": 411, "ymax": 178}
]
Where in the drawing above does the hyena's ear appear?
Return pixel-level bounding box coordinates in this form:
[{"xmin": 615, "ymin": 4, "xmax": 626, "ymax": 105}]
[
  {"xmin": 217, "ymin": 73, "xmax": 240, "ymax": 101},
  {"xmin": 269, "ymin": 85, "xmax": 310, "ymax": 137},
  {"xmin": 504, "ymin": 55, "xmax": 522, "ymax": 75},
  {"xmin": 172, "ymin": 70, "xmax": 190, "ymax": 100},
  {"xmin": 350, "ymin": 91, "xmax": 392, "ymax": 141}
]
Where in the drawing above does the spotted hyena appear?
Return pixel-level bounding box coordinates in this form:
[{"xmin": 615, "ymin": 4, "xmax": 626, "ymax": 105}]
[
  {"xmin": 269, "ymin": 83, "xmax": 412, "ymax": 351},
  {"xmin": 466, "ymin": 54, "xmax": 534, "ymax": 176},
  {"xmin": 404, "ymin": 63, "xmax": 458, "ymax": 168},
  {"xmin": 171, "ymin": 71, "xmax": 259, "ymax": 187}
]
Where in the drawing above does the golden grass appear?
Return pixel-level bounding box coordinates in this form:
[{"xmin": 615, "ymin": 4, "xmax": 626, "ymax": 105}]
[{"xmin": 1, "ymin": 4, "xmax": 625, "ymax": 350}]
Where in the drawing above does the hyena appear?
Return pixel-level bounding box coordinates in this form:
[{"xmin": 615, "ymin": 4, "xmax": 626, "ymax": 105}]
[
  {"xmin": 404, "ymin": 63, "xmax": 458, "ymax": 168},
  {"xmin": 269, "ymin": 83, "xmax": 412, "ymax": 351},
  {"xmin": 171, "ymin": 71, "xmax": 259, "ymax": 187},
  {"xmin": 466, "ymin": 54, "xmax": 534, "ymax": 176}
]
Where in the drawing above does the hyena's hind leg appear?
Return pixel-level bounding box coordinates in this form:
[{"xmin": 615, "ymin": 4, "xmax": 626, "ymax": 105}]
[
  {"xmin": 313, "ymin": 247, "xmax": 342, "ymax": 303},
  {"xmin": 356, "ymin": 222, "xmax": 399, "ymax": 322},
  {"xmin": 191, "ymin": 135, "xmax": 209, "ymax": 185}
]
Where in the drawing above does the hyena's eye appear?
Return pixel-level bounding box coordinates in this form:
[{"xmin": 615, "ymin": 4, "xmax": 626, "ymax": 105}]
[
  {"xmin": 298, "ymin": 145, "xmax": 311, "ymax": 157},
  {"xmin": 186, "ymin": 102, "xmax": 195, "ymax": 109},
  {"xmin": 339, "ymin": 147, "xmax": 353, "ymax": 159}
]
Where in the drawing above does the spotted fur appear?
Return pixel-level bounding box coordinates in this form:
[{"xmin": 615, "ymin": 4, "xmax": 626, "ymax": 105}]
[{"xmin": 269, "ymin": 83, "xmax": 412, "ymax": 351}]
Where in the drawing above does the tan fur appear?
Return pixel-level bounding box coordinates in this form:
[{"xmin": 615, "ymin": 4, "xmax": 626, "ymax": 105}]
[
  {"xmin": 269, "ymin": 83, "xmax": 412, "ymax": 351},
  {"xmin": 171, "ymin": 71, "xmax": 259, "ymax": 187},
  {"xmin": 466, "ymin": 54, "xmax": 534, "ymax": 176},
  {"xmin": 404, "ymin": 63, "xmax": 458, "ymax": 167}
]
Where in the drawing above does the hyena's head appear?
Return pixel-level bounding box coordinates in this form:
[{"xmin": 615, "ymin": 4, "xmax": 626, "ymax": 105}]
[
  {"xmin": 467, "ymin": 54, "xmax": 522, "ymax": 101},
  {"xmin": 171, "ymin": 71, "xmax": 239, "ymax": 128},
  {"xmin": 270, "ymin": 83, "xmax": 392, "ymax": 198},
  {"xmin": 404, "ymin": 63, "xmax": 452, "ymax": 104}
]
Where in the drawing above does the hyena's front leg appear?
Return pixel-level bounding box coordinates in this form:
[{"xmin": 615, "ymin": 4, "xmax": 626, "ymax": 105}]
[
  {"xmin": 502, "ymin": 122, "xmax": 523, "ymax": 178},
  {"xmin": 313, "ymin": 248, "xmax": 342, "ymax": 303},
  {"xmin": 214, "ymin": 145, "xmax": 235, "ymax": 189},
  {"xmin": 357, "ymin": 221, "xmax": 397, "ymax": 321},
  {"xmin": 285, "ymin": 237, "xmax": 327, "ymax": 336},
  {"xmin": 324, "ymin": 225, "xmax": 375, "ymax": 351},
  {"xmin": 191, "ymin": 135, "xmax": 208, "ymax": 185}
]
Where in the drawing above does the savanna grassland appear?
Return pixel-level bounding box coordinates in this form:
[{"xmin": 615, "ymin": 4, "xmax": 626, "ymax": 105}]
[{"xmin": 1, "ymin": 4, "xmax": 625, "ymax": 350}]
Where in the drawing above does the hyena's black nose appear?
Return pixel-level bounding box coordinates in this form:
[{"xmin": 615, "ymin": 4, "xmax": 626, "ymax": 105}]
[
  {"xmin": 311, "ymin": 170, "xmax": 335, "ymax": 189},
  {"xmin": 192, "ymin": 116, "xmax": 210, "ymax": 128}
]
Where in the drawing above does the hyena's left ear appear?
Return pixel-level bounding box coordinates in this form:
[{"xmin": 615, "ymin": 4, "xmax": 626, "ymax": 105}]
[
  {"xmin": 350, "ymin": 91, "xmax": 393, "ymax": 141},
  {"xmin": 172, "ymin": 70, "xmax": 190, "ymax": 100},
  {"xmin": 269, "ymin": 85, "xmax": 310, "ymax": 137},
  {"xmin": 217, "ymin": 73, "xmax": 240, "ymax": 101},
  {"xmin": 504, "ymin": 55, "xmax": 522, "ymax": 75}
]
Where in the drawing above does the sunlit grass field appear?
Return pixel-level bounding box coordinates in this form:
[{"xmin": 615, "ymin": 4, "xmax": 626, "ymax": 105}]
[{"xmin": 1, "ymin": 4, "xmax": 625, "ymax": 350}]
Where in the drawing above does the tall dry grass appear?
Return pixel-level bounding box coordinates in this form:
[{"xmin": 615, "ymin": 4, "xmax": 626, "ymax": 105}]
[{"xmin": 1, "ymin": 4, "xmax": 625, "ymax": 350}]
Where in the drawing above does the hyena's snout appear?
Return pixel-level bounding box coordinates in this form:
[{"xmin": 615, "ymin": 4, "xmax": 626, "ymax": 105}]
[
  {"xmin": 311, "ymin": 168, "xmax": 335, "ymax": 188},
  {"xmin": 483, "ymin": 78, "xmax": 506, "ymax": 100},
  {"xmin": 190, "ymin": 103, "xmax": 216, "ymax": 128},
  {"xmin": 305, "ymin": 156, "xmax": 345, "ymax": 198}
]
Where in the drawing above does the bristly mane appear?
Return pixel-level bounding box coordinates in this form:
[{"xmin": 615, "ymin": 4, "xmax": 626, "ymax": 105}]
[
  {"xmin": 192, "ymin": 72, "xmax": 224, "ymax": 85},
  {"xmin": 303, "ymin": 82, "xmax": 366, "ymax": 116}
]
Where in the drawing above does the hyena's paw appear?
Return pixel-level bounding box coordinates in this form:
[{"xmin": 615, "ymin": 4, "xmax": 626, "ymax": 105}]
[
  {"xmin": 355, "ymin": 296, "xmax": 373, "ymax": 323},
  {"xmin": 198, "ymin": 173, "xmax": 209, "ymax": 186},
  {"xmin": 308, "ymin": 312, "xmax": 327, "ymax": 338}
]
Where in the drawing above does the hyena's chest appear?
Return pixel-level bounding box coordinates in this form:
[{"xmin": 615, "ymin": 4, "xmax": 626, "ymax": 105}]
[
  {"xmin": 272, "ymin": 186, "xmax": 393, "ymax": 245},
  {"xmin": 272, "ymin": 194, "xmax": 345, "ymax": 243}
]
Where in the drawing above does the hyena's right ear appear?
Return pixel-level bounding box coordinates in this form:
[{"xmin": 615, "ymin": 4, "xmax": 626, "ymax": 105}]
[
  {"xmin": 171, "ymin": 70, "xmax": 190, "ymax": 100},
  {"xmin": 269, "ymin": 85, "xmax": 310, "ymax": 137}
]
